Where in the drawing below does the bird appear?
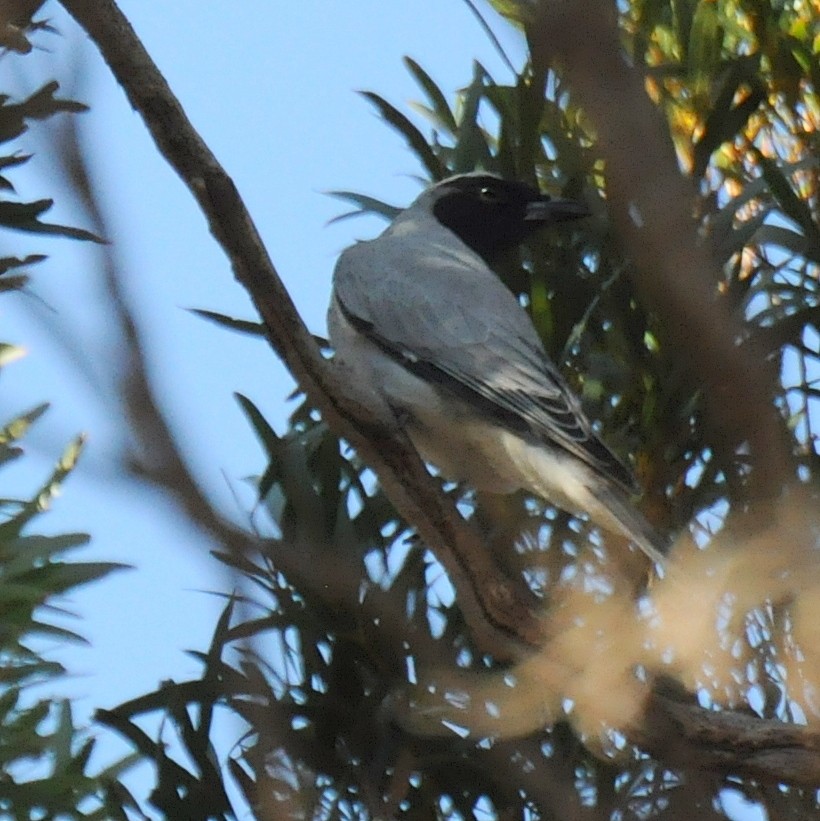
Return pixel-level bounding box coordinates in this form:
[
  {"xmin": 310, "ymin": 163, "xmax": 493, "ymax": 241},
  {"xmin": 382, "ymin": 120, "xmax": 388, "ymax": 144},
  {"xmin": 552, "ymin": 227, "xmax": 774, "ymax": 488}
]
[{"xmin": 328, "ymin": 172, "xmax": 666, "ymax": 567}]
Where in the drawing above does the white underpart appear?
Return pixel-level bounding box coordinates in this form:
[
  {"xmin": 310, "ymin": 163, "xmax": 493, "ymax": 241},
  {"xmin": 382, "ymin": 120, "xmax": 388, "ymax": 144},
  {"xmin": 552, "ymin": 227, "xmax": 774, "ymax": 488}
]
[{"xmin": 329, "ymin": 294, "xmax": 645, "ymax": 550}]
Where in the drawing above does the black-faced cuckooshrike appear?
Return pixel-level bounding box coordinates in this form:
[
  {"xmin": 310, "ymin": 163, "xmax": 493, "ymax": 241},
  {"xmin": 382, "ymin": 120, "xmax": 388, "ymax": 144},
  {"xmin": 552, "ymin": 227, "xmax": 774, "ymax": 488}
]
[{"xmin": 328, "ymin": 173, "xmax": 666, "ymax": 566}]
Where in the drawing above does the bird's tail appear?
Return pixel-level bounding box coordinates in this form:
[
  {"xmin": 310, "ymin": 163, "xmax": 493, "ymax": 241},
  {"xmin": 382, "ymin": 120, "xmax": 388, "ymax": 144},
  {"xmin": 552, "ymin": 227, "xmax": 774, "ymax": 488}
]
[{"xmin": 592, "ymin": 484, "xmax": 669, "ymax": 569}]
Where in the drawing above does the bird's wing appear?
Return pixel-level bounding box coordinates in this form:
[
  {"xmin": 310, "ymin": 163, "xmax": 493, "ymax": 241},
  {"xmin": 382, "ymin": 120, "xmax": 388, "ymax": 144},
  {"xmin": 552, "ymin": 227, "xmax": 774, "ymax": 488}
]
[{"xmin": 333, "ymin": 236, "xmax": 638, "ymax": 493}]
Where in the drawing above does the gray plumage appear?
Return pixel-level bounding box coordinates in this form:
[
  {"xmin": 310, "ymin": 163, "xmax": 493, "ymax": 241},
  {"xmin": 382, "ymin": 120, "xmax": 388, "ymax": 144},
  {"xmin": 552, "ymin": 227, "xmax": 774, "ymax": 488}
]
[{"xmin": 329, "ymin": 173, "xmax": 666, "ymax": 567}]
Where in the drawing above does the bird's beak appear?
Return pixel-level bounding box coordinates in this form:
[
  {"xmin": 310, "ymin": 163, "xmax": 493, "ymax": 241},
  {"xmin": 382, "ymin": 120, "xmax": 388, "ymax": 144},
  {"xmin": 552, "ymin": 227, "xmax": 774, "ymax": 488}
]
[{"xmin": 524, "ymin": 197, "xmax": 590, "ymax": 223}]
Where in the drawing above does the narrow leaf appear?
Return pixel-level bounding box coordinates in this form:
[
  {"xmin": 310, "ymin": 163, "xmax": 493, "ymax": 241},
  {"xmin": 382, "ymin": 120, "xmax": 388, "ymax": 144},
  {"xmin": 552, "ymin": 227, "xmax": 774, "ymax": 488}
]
[
  {"xmin": 235, "ymin": 393, "xmax": 280, "ymax": 461},
  {"xmin": 359, "ymin": 91, "xmax": 446, "ymax": 181},
  {"xmin": 404, "ymin": 57, "xmax": 458, "ymax": 134},
  {"xmin": 453, "ymin": 62, "xmax": 494, "ymax": 173},
  {"xmin": 754, "ymin": 149, "xmax": 820, "ymax": 247},
  {"xmin": 0, "ymin": 404, "xmax": 49, "ymax": 445},
  {"xmin": 189, "ymin": 308, "xmax": 265, "ymax": 337},
  {"xmin": 326, "ymin": 190, "xmax": 402, "ymax": 222}
]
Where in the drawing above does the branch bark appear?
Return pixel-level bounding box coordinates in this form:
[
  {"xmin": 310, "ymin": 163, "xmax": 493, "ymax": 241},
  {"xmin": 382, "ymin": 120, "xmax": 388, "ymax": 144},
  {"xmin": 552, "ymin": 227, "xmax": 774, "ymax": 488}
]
[{"xmin": 638, "ymin": 692, "xmax": 820, "ymax": 787}]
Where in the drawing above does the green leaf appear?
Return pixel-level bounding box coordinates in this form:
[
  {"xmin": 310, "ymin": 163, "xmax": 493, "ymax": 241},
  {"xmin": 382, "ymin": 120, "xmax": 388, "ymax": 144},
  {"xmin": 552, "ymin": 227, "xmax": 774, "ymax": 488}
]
[
  {"xmin": 452, "ymin": 62, "xmax": 494, "ymax": 173},
  {"xmin": 487, "ymin": 0, "xmax": 533, "ymax": 26},
  {"xmin": 359, "ymin": 90, "xmax": 447, "ymax": 181},
  {"xmin": 51, "ymin": 700, "xmax": 75, "ymax": 773},
  {"xmin": 0, "ymin": 435, "xmax": 85, "ymax": 535},
  {"xmin": 483, "ymin": 78, "xmax": 520, "ymax": 178},
  {"xmin": 4, "ymin": 663, "xmax": 66, "ymax": 688},
  {"xmin": 753, "ymin": 223, "xmax": 820, "ymax": 266},
  {"xmin": 0, "ymin": 404, "xmax": 49, "ymax": 445},
  {"xmin": 693, "ymin": 61, "xmax": 765, "ymax": 178},
  {"xmin": 21, "ymin": 559, "xmax": 127, "ymax": 593},
  {"xmin": 754, "ymin": 150, "xmax": 820, "ymax": 248},
  {"xmin": 235, "ymin": 393, "xmax": 280, "ymax": 461},
  {"xmin": 24, "ymin": 619, "xmax": 90, "ymax": 644},
  {"xmin": 688, "ymin": 0, "xmax": 722, "ymax": 94},
  {"xmin": 0, "ymin": 198, "xmax": 104, "ymax": 242},
  {"xmin": 404, "ymin": 56, "xmax": 458, "ymax": 134},
  {"xmin": 0, "ymin": 533, "xmax": 90, "ymax": 579}
]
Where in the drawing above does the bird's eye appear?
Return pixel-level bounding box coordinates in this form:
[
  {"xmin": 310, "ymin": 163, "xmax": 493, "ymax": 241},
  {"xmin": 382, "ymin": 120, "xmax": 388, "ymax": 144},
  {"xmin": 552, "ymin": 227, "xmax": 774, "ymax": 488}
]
[{"xmin": 479, "ymin": 186, "xmax": 501, "ymax": 202}]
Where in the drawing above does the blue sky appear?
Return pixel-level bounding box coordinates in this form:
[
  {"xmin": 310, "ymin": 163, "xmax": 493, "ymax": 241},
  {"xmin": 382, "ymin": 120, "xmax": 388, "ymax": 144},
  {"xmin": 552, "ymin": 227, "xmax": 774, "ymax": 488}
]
[{"xmin": 0, "ymin": 0, "xmax": 526, "ymax": 808}]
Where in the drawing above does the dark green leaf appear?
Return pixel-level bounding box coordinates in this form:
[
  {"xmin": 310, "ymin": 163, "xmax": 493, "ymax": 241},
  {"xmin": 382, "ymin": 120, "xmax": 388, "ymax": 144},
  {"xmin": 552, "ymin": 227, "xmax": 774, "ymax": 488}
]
[
  {"xmin": 404, "ymin": 57, "xmax": 458, "ymax": 134},
  {"xmin": 359, "ymin": 90, "xmax": 447, "ymax": 181},
  {"xmin": 753, "ymin": 223, "xmax": 820, "ymax": 266},
  {"xmin": 326, "ymin": 190, "xmax": 402, "ymax": 223},
  {"xmin": 453, "ymin": 62, "xmax": 494, "ymax": 173},
  {"xmin": 754, "ymin": 149, "xmax": 820, "ymax": 248},
  {"xmin": 189, "ymin": 308, "xmax": 266, "ymax": 337},
  {"xmin": 235, "ymin": 392, "xmax": 280, "ymax": 464},
  {"xmin": 693, "ymin": 63, "xmax": 765, "ymax": 178}
]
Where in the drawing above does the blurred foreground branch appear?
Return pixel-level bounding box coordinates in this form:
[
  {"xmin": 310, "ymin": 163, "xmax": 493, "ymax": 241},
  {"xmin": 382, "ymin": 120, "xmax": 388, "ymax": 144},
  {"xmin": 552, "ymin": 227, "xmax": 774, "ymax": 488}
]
[
  {"xmin": 530, "ymin": 0, "xmax": 793, "ymax": 502},
  {"xmin": 51, "ymin": 104, "xmax": 259, "ymax": 557}
]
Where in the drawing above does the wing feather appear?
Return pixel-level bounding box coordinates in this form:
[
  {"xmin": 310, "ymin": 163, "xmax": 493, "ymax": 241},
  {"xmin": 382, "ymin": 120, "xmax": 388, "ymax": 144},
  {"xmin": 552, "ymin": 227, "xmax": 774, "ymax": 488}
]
[{"xmin": 333, "ymin": 233, "xmax": 637, "ymax": 493}]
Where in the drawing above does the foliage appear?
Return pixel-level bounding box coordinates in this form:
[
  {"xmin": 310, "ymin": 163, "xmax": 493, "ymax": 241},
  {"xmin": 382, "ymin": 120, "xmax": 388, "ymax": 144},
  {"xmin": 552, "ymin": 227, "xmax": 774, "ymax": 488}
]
[
  {"xmin": 0, "ymin": 7, "xmax": 135, "ymax": 819},
  {"xmin": 59, "ymin": 0, "xmax": 820, "ymax": 819},
  {"xmin": 0, "ymin": 422, "xmax": 134, "ymax": 820}
]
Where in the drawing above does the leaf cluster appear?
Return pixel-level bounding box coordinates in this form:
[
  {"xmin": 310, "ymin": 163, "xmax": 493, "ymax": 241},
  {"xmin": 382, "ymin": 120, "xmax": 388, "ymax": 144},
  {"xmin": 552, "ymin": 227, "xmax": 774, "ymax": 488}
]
[
  {"xmin": 0, "ymin": 12, "xmax": 101, "ymax": 294},
  {"xmin": 0, "ymin": 406, "xmax": 137, "ymax": 819},
  {"xmin": 0, "ymin": 13, "xmax": 136, "ymax": 818}
]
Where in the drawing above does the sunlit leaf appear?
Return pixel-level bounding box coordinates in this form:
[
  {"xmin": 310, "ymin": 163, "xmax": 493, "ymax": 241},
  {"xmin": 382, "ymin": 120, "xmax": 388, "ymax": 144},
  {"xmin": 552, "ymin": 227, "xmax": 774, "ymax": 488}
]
[
  {"xmin": 0, "ymin": 342, "xmax": 26, "ymax": 366},
  {"xmin": 487, "ymin": 0, "xmax": 533, "ymax": 26}
]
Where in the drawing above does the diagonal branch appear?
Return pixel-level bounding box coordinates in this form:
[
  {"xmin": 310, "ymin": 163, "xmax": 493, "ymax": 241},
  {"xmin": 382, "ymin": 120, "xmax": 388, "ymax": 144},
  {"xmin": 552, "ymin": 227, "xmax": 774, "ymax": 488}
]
[{"xmin": 58, "ymin": 0, "xmax": 543, "ymax": 659}]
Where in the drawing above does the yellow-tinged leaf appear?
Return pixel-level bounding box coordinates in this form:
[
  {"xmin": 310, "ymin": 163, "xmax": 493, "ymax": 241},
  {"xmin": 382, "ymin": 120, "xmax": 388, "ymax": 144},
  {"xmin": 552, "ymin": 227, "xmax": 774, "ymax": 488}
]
[
  {"xmin": 689, "ymin": 0, "xmax": 722, "ymax": 95},
  {"xmin": 57, "ymin": 434, "xmax": 86, "ymax": 475},
  {"xmin": 0, "ymin": 343, "xmax": 26, "ymax": 367},
  {"xmin": 0, "ymin": 404, "xmax": 49, "ymax": 445},
  {"xmin": 487, "ymin": 0, "xmax": 534, "ymax": 26}
]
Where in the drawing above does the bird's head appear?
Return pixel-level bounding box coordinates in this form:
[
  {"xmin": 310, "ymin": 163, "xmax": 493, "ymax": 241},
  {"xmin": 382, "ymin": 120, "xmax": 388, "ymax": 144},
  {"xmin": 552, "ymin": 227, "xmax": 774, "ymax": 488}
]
[{"xmin": 418, "ymin": 172, "xmax": 589, "ymax": 267}]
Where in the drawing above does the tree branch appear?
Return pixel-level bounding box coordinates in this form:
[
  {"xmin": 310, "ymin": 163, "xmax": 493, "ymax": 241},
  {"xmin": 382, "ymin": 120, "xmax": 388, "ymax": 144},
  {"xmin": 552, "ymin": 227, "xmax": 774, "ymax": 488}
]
[
  {"xmin": 638, "ymin": 692, "xmax": 820, "ymax": 787},
  {"xmin": 58, "ymin": 0, "xmax": 543, "ymax": 658}
]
